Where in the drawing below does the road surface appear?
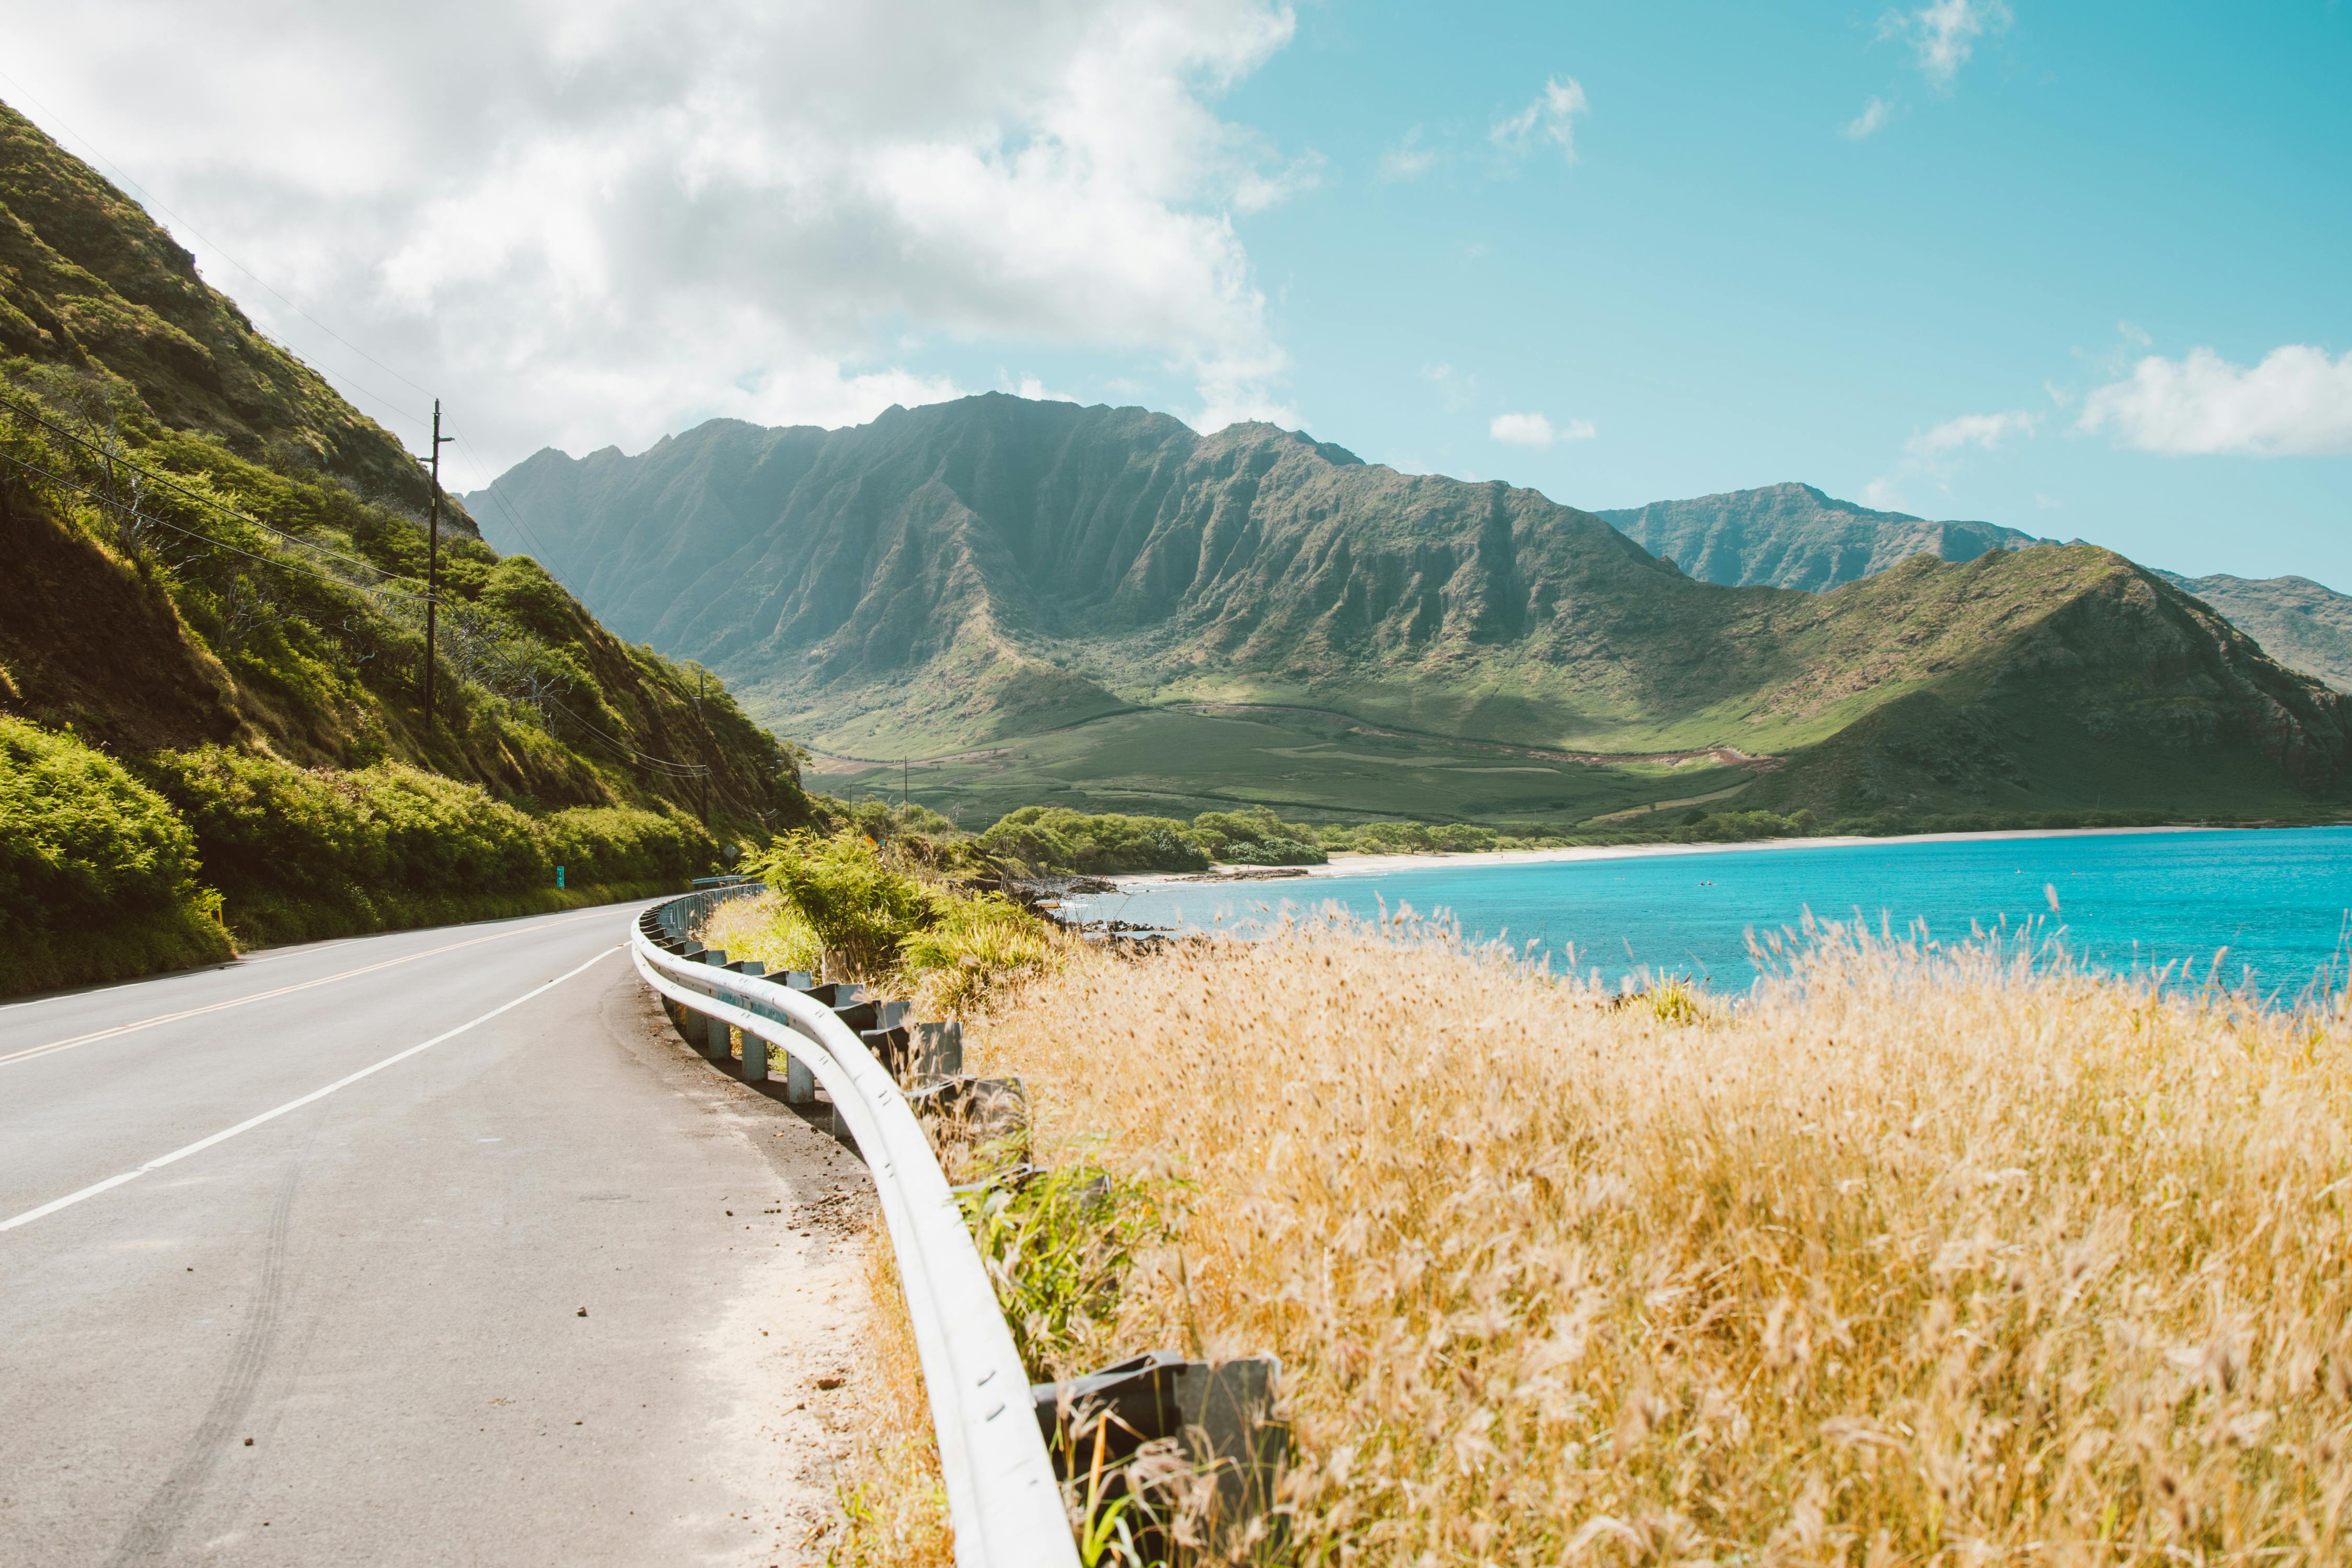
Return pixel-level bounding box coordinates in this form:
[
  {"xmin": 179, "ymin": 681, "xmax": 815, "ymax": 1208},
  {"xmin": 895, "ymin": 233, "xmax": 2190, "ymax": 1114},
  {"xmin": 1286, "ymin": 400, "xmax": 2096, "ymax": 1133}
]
[{"xmin": 0, "ymin": 903, "xmax": 874, "ymax": 1565}]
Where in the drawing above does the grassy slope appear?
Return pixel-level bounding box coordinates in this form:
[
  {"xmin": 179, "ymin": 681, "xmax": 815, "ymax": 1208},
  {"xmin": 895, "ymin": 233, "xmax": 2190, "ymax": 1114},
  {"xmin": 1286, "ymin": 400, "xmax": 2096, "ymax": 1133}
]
[
  {"xmin": 817, "ymin": 705, "xmax": 1745, "ymax": 831},
  {"xmin": 0, "ymin": 98, "xmax": 807, "ymax": 829}
]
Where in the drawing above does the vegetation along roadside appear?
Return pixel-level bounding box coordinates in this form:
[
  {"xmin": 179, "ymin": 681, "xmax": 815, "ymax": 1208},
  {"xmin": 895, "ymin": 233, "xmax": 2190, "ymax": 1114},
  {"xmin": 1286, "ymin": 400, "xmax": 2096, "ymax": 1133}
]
[{"xmin": 806, "ymin": 904, "xmax": 2352, "ymax": 1564}]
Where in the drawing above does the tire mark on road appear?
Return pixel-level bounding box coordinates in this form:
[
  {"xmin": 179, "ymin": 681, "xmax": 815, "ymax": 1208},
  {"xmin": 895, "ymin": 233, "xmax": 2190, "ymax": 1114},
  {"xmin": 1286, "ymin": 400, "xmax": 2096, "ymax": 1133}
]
[{"xmin": 103, "ymin": 1166, "xmax": 300, "ymax": 1566}]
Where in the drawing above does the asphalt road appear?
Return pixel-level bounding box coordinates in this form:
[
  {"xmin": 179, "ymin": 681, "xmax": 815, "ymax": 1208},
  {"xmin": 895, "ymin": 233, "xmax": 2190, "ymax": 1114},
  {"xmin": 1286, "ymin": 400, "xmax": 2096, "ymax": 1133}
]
[{"xmin": 0, "ymin": 903, "xmax": 874, "ymax": 1566}]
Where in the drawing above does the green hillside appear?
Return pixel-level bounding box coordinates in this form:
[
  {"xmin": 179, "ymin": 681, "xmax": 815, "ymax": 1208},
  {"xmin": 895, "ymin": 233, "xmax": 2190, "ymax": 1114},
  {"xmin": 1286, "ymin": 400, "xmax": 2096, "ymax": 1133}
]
[
  {"xmin": 0, "ymin": 99, "xmax": 813, "ymax": 990},
  {"xmin": 477, "ymin": 394, "xmax": 2351, "ymax": 830},
  {"xmin": 2155, "ymin": 571, "xmax": 2352, "ymax": 694},
  {"xmin": 1597, "ymin": 480, "xmax": 2352, "ymax": 698}
]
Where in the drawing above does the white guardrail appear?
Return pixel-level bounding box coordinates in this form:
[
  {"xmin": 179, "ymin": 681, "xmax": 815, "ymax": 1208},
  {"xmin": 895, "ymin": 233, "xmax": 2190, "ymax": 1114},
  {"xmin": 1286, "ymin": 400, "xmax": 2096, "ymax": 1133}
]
[{"xmin": 632, "ymin": 886, "xmax": 1078, "ymax": 1568}]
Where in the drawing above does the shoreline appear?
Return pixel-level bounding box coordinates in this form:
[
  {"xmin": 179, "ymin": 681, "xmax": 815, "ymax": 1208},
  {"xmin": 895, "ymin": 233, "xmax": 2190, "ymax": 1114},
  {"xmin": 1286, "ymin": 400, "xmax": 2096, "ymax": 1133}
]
[{"xmin": 1097, "ymin": 822, "xmax": 2247, "ymax": 892}]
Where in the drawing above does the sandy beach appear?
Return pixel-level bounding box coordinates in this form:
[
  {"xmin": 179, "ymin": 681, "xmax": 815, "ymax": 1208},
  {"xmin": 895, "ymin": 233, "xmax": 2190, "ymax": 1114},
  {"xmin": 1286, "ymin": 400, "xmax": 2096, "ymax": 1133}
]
[{"xmin": 1102, "ymin": 823, "xmax": 2224, "ymax": 890}]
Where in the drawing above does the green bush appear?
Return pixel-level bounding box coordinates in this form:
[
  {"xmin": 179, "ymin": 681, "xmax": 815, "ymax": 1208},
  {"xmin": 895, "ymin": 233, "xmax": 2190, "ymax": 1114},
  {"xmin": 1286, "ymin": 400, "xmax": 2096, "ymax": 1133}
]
[
  {"xmin": 748, "ymin": 830, "xmax": 942, "ymax": 979},
  {"xmin": 1191, "ymin": 806, "xmax": 1328, "ymax": 866},
  {"xmin": 0, "ymin": 718, "xmax": 231, "ymax": 994},
  {"xmin": 538, "ymin": 805, "xmax": 714, "ymax": 885},
  {"xmin": 148, "ymin": 746, "xmax": 719, "ymax": 903},
  {"xmin": 0, "ymin": 718, "xmax": 206, "ymax": 936},
  {"xmin": 978, "ymin": 806, "xmax": 1208, "ymax": 875}
]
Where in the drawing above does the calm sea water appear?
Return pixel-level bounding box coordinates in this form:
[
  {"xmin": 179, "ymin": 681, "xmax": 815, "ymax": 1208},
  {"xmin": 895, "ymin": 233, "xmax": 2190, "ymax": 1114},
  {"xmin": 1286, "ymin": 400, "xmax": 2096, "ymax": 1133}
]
[{"xmin": 1062, "ymin": 827, "xmax": 2352, "ymax": 999}]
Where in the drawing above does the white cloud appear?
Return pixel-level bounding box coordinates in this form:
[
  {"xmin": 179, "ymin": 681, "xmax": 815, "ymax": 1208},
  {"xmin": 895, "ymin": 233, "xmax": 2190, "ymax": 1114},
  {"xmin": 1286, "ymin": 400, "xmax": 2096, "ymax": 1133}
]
[
  {"xmin": 2079, "ymin": 344, "xmax": 2352, "ymax": 457},
  {"xmin": 1842, "ymin": 97, "xmax": 1893, "ymax": 140},
  {"xmin": 1877, "ymin": 0, "xmax": 2011, "ymax": 89},
  {"xmin": 1492, "ymin": 76, "xmax": 1589, "ymax": 163},
  {"xmin": 1, "ymin": 0, "xmax": 1308, "ymax": 470},
  {"xmin": 1905, "ymin": 408, "xmax": 2037, "ymax": 455},
  {"xmin": 1489, "ymin": 411, "xmax": 1595, "ymax": 448}
]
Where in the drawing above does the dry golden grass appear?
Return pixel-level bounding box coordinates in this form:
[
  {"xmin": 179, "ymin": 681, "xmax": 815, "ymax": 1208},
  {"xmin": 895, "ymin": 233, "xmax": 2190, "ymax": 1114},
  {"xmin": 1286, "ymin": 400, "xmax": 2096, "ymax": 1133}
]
[
  {"xmin": 949, "ymin": 913, "xmax": 2352, "ymax": 1564},
  {"xmin": 830, "ymin": 1217, "xmax": 958, "ymax": 1568}
]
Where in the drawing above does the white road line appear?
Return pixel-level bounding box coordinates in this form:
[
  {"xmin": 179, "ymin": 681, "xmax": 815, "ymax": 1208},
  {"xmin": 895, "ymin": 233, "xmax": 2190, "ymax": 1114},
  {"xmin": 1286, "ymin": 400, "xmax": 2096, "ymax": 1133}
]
[
  {"xmin": 0, "ymin": 947, "xmax": 620, "ymax": 1235},
  {"xmin": 0, "ymin": 908, "xmax": 618, "ymax": 1069}
]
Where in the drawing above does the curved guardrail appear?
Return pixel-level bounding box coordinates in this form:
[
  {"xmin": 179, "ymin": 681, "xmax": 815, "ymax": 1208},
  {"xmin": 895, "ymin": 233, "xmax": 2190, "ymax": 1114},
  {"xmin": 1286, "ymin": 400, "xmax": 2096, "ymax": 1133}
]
[{"xmin": 632, "ymin": 887, "xmax": 1077, "ymax": 1568}]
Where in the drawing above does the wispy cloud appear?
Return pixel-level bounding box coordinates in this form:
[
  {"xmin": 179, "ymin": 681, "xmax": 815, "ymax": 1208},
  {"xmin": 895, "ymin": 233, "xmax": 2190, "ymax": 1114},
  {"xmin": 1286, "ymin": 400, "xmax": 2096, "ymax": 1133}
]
[
  {"xmin": 1491, "ymin": 76, "xmax": 1589, "ymax": 163},
  {"xmin": 2079, "ymin": 345, "xmax": 2352, "ymax": 457},
  {"xmin": 1865, "ymin": 404, "xmax": 2036, "ymax": 508},
  {"xmin": 1906, "ymin": 408, "xmax": 2037, "ymax": 455},
  {"xmin": 1842, "ymin": 97, "xmax": 1893, "ymax": 140},
  {"xmin": 1379, "ymin": 125, "xmax": 1444, "ymax": 182},
  {"xmin": 1490, "ymin": 411, "xmax": 1595, "ymax": 448},
  {"xmin": 1422, "ymin": 362, "xmax": 1475, "ymax": 412},
  {"xmin": 1877, "ymin": 0, "xmax": 2012, "ymax": 89}
]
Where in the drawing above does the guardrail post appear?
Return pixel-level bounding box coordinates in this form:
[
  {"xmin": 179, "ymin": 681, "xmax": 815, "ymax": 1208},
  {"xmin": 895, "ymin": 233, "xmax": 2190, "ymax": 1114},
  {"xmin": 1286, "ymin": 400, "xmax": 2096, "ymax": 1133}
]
[
  {"xmin": 737, "ymin": 961, "xmax": 768, "ymax": 1081},
  {"xmin": 909, "ymin": 1021, "xmax": 962, "ymax": 1082},
  {"xmin": 778, "ymin": 971, "xmax": 817, "ymax": 1105},
  {"xmin": 698, "ymin": 949, "xmax": 730, "ymax": 1059}
]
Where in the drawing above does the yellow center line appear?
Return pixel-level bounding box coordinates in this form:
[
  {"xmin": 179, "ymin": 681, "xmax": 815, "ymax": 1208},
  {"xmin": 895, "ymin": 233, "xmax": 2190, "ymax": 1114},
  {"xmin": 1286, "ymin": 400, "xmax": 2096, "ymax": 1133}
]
[{"xmin": 0, "ymin": 907, "xmax": 621, "ymax": 1070}]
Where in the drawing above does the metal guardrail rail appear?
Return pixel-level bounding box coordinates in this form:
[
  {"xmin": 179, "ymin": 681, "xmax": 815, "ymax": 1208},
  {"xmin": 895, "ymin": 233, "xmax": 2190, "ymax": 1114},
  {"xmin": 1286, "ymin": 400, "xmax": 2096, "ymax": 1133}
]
[{"xmin": 632, "ymin": 887, "xmax": 1078, "ymax": 1568}]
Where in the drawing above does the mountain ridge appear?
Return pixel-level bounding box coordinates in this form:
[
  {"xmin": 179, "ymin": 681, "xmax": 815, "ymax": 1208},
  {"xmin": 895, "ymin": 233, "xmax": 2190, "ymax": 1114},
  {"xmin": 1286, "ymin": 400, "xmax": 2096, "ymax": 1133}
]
[
  {"xmin": 1596, "ymin": 480, "xmax": 2047, "ymax": 591},
  {"xmin": 1592, "ymin": 478, "xmax": 2352, "ymax": 695},
  {"xmin": 476, "ymin": 394, "xmax": 2351, "ymax": 825}
]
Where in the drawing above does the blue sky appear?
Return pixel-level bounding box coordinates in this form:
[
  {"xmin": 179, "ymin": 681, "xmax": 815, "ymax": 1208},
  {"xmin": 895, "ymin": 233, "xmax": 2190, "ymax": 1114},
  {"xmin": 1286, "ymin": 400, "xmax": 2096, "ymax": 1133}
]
[
  {"xmin": 936, "ymin": 2, "xmax": 2352, "ymax": 583},
  {"xmin": 9, "ymin": 1, "xmax": 2346, "ymax": 584}
]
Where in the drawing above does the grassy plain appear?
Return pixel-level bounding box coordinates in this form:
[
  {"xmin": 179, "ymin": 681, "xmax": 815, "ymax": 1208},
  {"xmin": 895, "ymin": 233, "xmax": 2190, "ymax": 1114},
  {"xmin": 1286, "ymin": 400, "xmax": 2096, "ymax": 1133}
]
[
  {"xmin": 844, "ymin": 917, "xmax": 2352, "ymax": 1563},
  {"xmin": 815, "ymin": 704, "xmax": 1750, "ymax": 833}
]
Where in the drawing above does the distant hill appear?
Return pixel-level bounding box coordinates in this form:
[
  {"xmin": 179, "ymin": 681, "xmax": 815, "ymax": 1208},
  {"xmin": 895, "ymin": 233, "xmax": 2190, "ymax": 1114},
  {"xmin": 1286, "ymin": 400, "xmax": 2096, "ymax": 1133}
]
[
  {"xmin": 1595, "ymin": 481, "xmax": 2045, "ymax": 590},
  {"xmin": 474, "ymin": 394, "xmax": 2351, "ymax": 826},
  {"xmin": 1598, "ymin": 479, "xmax": 2352, "ymax": 697},
  {"xmin": 2154, "ymin": 572, "xmax": 2352, "ymax": 694}
]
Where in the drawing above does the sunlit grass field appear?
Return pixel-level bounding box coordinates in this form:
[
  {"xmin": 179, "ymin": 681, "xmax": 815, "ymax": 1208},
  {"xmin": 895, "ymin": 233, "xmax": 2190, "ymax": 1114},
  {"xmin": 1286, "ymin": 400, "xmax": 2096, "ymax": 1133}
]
[
  {"xmin": 835, "ymin": 915, "xmax": 2352, "ymax": 1563},
  {"xmin": 816, "ymin": 703, "xmax": 1746, "ymax": 833}
]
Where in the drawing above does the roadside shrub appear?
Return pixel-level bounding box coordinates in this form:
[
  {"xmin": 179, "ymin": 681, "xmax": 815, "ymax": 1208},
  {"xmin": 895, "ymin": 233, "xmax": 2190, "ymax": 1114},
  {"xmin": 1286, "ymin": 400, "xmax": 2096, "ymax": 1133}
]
[
  {"xmin": 747, "ymin": 830, "xmax": 940, "ymax": 979},
  {"xmin": 149, "ymin": 745, "xmax": 718, "ymax": 902},
  {"xmin": 538, "ymin": 805, "xmax": 714, "ymax": 885},
  {"xmin": 0, "ymin": 717, "xmax": 230, "ymax": 994},
  {"xmin": 898, "ymin": 893, "xmax": 1065, "ymax": 1017},
  {"xmin": 958, "ymin": 1159, "xmax": 1172, "ymax": 1377},
  {"xmin": 730, "ymin": 833, "xmax": 1064, "ymax": 1010},
  {"xmin": 0, "ymin": 717, "xmax": 205, "ymax": 936}
]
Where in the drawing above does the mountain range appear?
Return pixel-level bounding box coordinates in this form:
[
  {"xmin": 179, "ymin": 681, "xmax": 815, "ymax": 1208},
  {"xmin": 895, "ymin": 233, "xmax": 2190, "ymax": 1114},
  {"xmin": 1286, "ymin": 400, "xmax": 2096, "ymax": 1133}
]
[
  {"xmin": 1600, "ymin": 481, "xmax": 2352, "ymax": 695},
  {"xmin": 472, "ymin": 395, "xmax": 2351, "ymax": 829}
]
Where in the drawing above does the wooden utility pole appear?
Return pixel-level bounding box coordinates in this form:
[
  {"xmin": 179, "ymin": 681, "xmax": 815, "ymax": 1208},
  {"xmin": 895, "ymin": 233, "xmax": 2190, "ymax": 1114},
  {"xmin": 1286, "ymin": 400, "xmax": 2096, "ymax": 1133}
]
[
  {"xmin": 421, "ymin": 399, "xmax": 453, "ymax": 734},
  {"xmin": 902, "ymin": 758, "xmax": 909, "ymax": 811},
  {"xmin": 695, "ymin": 669, "xmax": 710, "ymax": 828}
]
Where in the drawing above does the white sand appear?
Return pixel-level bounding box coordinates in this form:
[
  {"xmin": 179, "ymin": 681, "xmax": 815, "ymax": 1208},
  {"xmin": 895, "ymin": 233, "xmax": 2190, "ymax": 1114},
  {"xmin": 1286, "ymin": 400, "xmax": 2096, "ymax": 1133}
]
[{"xmin": 1104, "ymin": 823, "xmax": 2219, "ymax": 890}]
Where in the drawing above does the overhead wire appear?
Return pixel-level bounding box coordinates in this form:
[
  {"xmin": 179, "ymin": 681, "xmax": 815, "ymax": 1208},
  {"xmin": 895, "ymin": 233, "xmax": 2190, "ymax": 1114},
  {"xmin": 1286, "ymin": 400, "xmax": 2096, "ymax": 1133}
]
[
  {"xmin": 0, "ymin": 82, "xmax": 724, "ymax": 786},
  {"xmin": 0, "ymin": 450, "xmax": 436, "ymax": 604},
  {"xmin": 0, "ymin": 394, "xmax": 433, "ymax": 590}
]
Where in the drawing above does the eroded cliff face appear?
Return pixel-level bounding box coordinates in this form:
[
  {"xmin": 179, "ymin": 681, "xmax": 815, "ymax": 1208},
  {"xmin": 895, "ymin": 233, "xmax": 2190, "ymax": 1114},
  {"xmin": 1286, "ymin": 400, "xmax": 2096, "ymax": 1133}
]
[{"xmin": 475, "ymin": 394, "xmax": 2352, "ymax": 808}]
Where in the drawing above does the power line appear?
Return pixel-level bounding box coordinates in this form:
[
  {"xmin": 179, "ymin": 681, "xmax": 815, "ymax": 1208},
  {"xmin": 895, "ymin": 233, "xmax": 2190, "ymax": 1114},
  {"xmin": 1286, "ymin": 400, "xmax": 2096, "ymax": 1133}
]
[
  {"xmin": 0, "ymin": 393, "xmax": 433, "ymax": 590},
  {"xmin": 0, "ymin": 449, "xmax": 435, "ymax": 603}
]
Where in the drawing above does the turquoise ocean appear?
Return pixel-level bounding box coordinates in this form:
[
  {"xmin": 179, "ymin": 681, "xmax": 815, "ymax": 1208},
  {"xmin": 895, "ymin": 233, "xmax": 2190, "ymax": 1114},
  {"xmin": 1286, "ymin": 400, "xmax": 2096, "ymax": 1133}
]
[{"xmin": 1060, "ymin": 827, "xmax": 2352, "ymax": 1000}]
